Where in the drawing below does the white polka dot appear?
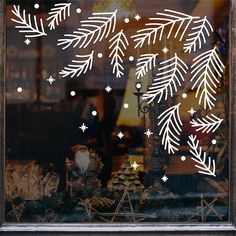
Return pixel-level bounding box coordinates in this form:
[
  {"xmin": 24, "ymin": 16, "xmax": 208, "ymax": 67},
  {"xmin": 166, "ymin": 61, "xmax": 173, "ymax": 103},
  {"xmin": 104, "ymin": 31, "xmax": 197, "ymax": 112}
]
[
  {"xmin": 182, "ymin": 93, "xmax": 187, "ymax": 99},
  {"xmin": 124, "ymin": 18, "xmax": 130, "ymax": 23},
  {"xmin": 17, "ymin": 87, "xmax": 23, "ymax": 93},
  {"xmin": 34, "ymin": 3, "xmax": 39, "ymax": 9},
  {"xmin": 181, "ymin": 156, "xmax": 186, "ymax": 161},
  {"xmin": 92, "ymin": 110, "xmax": 97, "ymax": 116},
  {"xmin": 212, "ymin": 139, "xmax": 217, "ymax": 145},
  {"xmin": 70, "ymin": 91, "xmax": 76, "ymax": 96},
  {"xmin": 129, "ymin": 56, "xmax": 134, "ymax": 62},
  {"xmin": 136, "ymin": 82, "xmax": 142, "ymax": 89},
  {"xmin": 97, "ymin": 53, "xmax": 103, "ymax": 58},
  {"xmin": 124, "ymin": 103, "xmax": 129, "ymax": 109},
  {"xmin": 76, "ymin": 8, "xmax": 81, "ymax": 14}
]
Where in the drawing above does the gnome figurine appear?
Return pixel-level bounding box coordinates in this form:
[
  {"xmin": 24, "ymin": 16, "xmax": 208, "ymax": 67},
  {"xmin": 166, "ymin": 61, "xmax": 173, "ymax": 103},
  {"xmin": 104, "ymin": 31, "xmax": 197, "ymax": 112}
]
[
  {"xmin": 71, "ymin": 144, "xmax": 90, "ymax": 174},
  {"xmin": 66, "ymin": 144, "xmax": 103, "ymax": 190}
]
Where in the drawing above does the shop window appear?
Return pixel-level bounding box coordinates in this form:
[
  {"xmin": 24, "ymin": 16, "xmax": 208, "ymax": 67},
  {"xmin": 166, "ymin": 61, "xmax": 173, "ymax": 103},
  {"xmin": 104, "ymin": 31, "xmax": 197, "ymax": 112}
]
[{"xmin": 3, "ymin": 0, "xmax": 232, "ymax": 226}]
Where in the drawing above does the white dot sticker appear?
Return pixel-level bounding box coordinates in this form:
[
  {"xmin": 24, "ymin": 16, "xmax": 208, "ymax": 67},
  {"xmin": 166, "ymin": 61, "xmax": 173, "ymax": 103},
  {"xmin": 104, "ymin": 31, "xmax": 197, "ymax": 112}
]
[
  {"xmin": 182, "ymin": 93, "xmax": 187, "ymax": 99},
  {"xmin": 129, "ymin": 56, "xmax": 134, "ymax": 62},
  {"xmin": 76, "ymin": 8, "xmax": 81, "ymax": 14},
  {"xmin": 212, "ymin": 139, "xmax": 217, "ymax": 145},
  {"xmin": 70, "ymin": 91, "xmax": 76, "ymax": 96},
  {"xmin": 17, "ymin": 87, "xmax": 23, "ymax": 93},
  {"xmin": 34, "ymin": 3, "xmax": 39, "ymax": 9},
  {"xmin": 124, "ymin": 103, "xmax": 129, "ymax": 109},
  {"xmin": 181, "ymin": 156, "xmax": 186, "ymax": 161},
  {"xmin": 136, "ymin": 83, "xmax": 142, "ymax": 89},
  {"xmin": 124, "ymin": 18, "xmax": 130, "ymax": 23},
  {"xmin": 97, "ymin": 53, "xmax": 103, "ymax": 58},
  {"xmin": 92, "ymin": 110, "xmax": 97, "ymax": 116}
]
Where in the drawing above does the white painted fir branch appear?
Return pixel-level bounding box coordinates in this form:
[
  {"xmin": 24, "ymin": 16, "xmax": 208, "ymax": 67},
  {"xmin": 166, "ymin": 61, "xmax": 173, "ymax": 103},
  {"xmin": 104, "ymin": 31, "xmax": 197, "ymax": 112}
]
[
  {"xmin": 190, "ymin": 114, "xmax": 223, "ymax": 133},
  {"xmin": 11, "ymin": 5, "xmax": 47, "ymax": 38},
  {"xmin": 131, "ymin": 9, "xmax": 199, "ymax": 48},
  {"xmin": 59, "ymin": 51, "xmax": 94, "ymax": 78},
  {"xmin": 158, "ymin": 103, "xmax": 183, "ymax": 154},
  {"xmin": 187, "ymin": 135, "xmax": 216, "ymax": 176},
  {"xmin": 183, "ymin": 16, "xmax": 213, "ymax": 53},
  {"xmin": 190, "ymin": 47, "xmax": 225, "ymax": 110},
  {"xmin": 47, "ymin": 3, "xmax": 71, "ymax": 30},
  {"xmin": 57, "ymin": 10, "xmax": 117, "ymax": 49},
  {"xmin": 109, "ymin": 30, "xmax": 129, "ymax": 78},
  {"xmin": 142, "ymin": 53, "xmax": 188, "ymax": 104},
  {"xmin": 136, "ymin": 53, "xmax": 158, "ymax": 79}
]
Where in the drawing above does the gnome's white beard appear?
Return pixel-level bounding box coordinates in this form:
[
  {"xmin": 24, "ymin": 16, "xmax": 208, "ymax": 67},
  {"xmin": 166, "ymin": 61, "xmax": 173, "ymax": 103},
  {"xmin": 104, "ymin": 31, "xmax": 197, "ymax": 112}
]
[{"xmin": 75, "ymin": 150, "xmax": 90, "ymax": 173}]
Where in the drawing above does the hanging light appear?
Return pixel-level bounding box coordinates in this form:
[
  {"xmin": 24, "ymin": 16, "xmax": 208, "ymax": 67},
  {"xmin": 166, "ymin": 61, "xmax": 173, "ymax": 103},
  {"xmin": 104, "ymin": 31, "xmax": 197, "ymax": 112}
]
[{"xmin": 92, "ymin": 0, "xmax": 136, "ymax": 18}]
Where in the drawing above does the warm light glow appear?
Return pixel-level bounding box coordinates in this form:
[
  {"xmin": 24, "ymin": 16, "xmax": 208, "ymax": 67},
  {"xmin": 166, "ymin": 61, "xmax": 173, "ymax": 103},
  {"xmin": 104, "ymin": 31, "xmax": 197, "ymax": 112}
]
[
  {"xmin": 116, "ymin": 68, "xmax": 141, "ymax": 126},
  {"xmin": 92, "ymin": 0, "xmax": 136, "ymax": 18},
  {"xmin": 116, "ymin": 68, "xmax": 151, "ymax": 127}
]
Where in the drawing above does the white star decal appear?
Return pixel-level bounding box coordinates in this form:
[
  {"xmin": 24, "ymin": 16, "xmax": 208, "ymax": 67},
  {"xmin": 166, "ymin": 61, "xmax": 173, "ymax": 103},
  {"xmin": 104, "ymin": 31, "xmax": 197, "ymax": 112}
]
[
  {"xmin": 144, "ymin": 129, "xmax": 153, "ymax": 138},
  {"xmin": 117, "ymin": 131, "xmax": 124, "ymax": 139},
  {"xmin": 188, "ymin": 107, "xmax": 196, "ymax": 116},
  {"xmin": 105, "ymin": 85, "xmax": 112, "ymax": 93},
  {"xmin": 24, "ymin": 38, "xmax": 31, "ymax": 45},
  {"xmin": 162, "ymin": 47, "xmax": 169, "ymax": 54},
  {"xmin": 131, "ymin": 161, "xmax": 140, "ymax": 170},
  {"xmin": 47, "ymin": 76, "xmax": 56, "ymax": 85},
  {"xmin": 79, "ymin": 123, "xmax": 88, "ymax": 133},
  {"xmin": 134, "ymin": 14, "xmax": 141, "ymax": 21},
  {"xmin": 161, "ymin": 175, "xmax": 168, "ymax": 182}
]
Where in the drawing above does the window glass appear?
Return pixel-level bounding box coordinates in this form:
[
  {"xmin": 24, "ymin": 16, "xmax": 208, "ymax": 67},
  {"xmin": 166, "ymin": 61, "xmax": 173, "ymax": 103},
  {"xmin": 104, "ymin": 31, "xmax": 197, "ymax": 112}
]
[{"xmin": 5, "ymin": 0, "xmax": 229, "ymax": 223}]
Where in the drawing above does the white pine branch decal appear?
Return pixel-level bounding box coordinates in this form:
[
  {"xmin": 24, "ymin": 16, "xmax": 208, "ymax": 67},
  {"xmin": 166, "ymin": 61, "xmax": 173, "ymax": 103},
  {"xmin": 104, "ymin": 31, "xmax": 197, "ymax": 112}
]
[
  {"xmin": 187, "ymin": 135, "xmax": 216, "ymax": 177},
  {"xmin": 158, "ymin": 103, "xmax": 183, "ymax": 154},
  {"xmin": 190, "ymin": 47, "xmax": 225, "ymax": 110},
  {"xmin": 183, "ymin": 17, "xmax": 213, "ymax": 53},
  {"xmin": 136, "ymin": 53, "xmax": 158, "ymax": 79},
  {"xmin": 109, "ymin": 30, "xmax": 129, "ymax": 78},
  {"xmin": 57, "ymin": 10, "xmax": 117, "ymax": 49},
  {"xmin": 59, "ymin": 51, "xmax": 94, "ymax": 78},
  {"xmin": 131, "ymin": 9, "xmax": 198, "ymax": 48},
  {"xmin": 11, "ymin": 5, "xmax": 47, "ymax": 38},
  {"xmin": 142, "ymin": 53, "xmax": 188, "ymax": 104},
  {"xmin": 47, "ymin": 3, "xmax": 71, "ymax": 30},
  {"xmin": 190, "ymin": 114, "xmax": 223, "ymax": 133}
]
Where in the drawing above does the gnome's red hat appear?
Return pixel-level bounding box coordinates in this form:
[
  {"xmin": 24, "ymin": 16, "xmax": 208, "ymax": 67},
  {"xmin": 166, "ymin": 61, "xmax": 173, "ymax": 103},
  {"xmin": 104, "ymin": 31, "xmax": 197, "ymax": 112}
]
[{"xmin": 70, "ymin": 144, "xmax": 88, "ymax": 153}]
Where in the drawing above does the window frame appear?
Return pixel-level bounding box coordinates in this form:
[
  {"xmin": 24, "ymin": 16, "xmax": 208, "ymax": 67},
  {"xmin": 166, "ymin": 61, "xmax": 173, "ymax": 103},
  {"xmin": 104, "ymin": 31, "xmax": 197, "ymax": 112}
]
[{"xmin": 0, "ymin": 0, "xmax": 236, "ymax": 234}]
